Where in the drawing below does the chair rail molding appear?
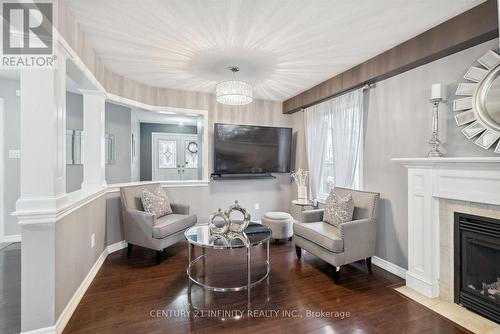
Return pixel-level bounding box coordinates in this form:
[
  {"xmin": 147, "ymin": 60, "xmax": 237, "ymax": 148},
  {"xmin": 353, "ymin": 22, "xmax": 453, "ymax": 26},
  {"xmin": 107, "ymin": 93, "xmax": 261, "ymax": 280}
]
[{"xmin": 393, "ymin": 157, "xmax": 500, "ymax": 298}]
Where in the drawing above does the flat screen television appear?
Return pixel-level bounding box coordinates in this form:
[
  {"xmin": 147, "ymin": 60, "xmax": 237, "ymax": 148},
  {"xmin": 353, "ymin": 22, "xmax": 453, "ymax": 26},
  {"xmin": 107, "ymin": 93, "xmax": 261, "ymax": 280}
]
[{"xmin": 214, "ymin": 123, "xmax": 292, "ymax": 174}]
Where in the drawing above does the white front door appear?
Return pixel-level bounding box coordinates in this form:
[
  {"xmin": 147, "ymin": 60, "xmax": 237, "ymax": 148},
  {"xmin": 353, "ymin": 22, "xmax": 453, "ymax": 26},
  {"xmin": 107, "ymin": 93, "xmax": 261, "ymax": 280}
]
[{"xmin": 152, "ymin": 133, "xmax": 199, "ymax": 181}]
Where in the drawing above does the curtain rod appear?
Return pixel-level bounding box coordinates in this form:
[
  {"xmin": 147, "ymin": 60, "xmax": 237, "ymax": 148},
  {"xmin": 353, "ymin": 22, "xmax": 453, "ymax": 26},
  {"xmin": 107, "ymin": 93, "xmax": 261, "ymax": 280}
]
[{"xmin": 300, "ymin": 83, "xmax": 376, "ymax": 112}]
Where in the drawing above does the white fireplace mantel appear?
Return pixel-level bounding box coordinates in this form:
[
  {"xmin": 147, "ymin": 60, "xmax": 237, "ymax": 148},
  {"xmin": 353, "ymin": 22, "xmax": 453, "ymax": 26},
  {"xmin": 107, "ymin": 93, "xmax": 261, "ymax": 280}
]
[{"xmin": 393, "ymin": 157, "xmax": 500, "ymax": 298}]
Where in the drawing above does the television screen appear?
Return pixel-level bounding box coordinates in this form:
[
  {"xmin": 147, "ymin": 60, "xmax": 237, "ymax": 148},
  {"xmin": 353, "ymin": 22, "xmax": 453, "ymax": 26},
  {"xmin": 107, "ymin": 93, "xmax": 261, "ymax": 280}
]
[{"xmin": 214, "ymin": 123, "xmax": 292, "ymax": 174}]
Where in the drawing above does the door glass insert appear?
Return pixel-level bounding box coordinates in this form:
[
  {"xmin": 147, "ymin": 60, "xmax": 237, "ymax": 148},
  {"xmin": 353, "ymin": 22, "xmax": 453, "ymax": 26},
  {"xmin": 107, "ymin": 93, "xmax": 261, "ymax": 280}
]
[
  {"xmin": 185, "ymin": 140, "xmax": 198, "ymax": 168},
  {"xmin": 158, "ymin": 139, "xmax": 177, "ymax": 168}
]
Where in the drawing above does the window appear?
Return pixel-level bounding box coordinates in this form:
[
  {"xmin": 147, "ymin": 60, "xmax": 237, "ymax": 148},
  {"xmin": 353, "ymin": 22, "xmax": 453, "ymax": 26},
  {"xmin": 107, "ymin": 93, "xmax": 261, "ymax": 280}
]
[
  {"xmin": 305, "ymin": 89, "xmax": 364, "ymax": 201},
  {"xmin": 319, "ymin": 113, "xmax": 334, "ymax": 199}
]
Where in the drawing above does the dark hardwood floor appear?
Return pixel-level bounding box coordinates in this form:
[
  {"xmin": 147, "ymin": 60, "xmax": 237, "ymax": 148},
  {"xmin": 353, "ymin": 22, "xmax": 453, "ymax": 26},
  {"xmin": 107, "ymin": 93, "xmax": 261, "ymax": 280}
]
[
  {"xmin": 64, "ymin": 241, "xmax": 469, "ymax": 334},
  {"xmin": 0, "ymin": 243, "xmax": 21, "ymax": 334}
]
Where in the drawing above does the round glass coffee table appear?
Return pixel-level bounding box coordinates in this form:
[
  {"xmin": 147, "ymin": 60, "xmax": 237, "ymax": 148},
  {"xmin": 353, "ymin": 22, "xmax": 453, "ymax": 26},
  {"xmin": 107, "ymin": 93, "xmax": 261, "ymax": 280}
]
[{"xmin": 184, "ymin": 223, "xmax": 271, "ymax": 304}]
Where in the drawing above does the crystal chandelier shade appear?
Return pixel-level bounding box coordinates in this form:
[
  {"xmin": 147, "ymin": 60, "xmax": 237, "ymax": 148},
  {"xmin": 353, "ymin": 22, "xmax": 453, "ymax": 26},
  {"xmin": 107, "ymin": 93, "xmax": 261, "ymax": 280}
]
[{"xmin": 215, "ymin": 67, "xmax": 253, "ymax": 106}]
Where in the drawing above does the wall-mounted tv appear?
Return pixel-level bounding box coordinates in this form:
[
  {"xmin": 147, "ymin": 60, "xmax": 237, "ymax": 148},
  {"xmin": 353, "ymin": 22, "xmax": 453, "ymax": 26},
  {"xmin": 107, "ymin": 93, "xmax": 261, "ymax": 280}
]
[{"xmin": 214, "ymin": 123, "xmax": 292, "ymax": 175}]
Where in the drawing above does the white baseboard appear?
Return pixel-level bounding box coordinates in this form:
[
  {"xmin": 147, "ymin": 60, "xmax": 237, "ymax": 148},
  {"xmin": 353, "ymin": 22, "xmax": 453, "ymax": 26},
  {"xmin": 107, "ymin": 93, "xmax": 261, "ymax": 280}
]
[
  {"xmin": 20, "ymin": 325, "xmax": 56, "ymax": 334},
  {"xmin": 2, "ymin": 234, "xmax": 21, "ymax": 243},
  {"xmin": 54, "ymin": 249, "xmax": 108, "ymax": 334},
  {"xmin": 106, "ymin": 240, "xmax": 127, "ymax": 254},
  {"xmin": 53, "ymin": 241, "xmax": 127, "ymax": 333},
  {"xmin": 26, "ymin": 241, "xmax": 128, "ymax": 334},
  {"xmin": 372, "ymin": 256, "xmax": 407, "ymax": 279}
]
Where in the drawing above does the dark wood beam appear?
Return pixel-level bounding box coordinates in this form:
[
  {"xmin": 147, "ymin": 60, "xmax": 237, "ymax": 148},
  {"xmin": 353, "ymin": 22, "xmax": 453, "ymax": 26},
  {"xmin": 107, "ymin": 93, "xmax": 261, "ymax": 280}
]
[{"xmin": 283, "ymin": 0, "xmax": 499, "ymax": 114}]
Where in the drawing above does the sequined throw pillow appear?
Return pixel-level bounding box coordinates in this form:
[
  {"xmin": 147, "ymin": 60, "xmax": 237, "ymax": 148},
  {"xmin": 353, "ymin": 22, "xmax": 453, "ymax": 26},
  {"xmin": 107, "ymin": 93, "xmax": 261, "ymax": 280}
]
[
  {"xmin": 141, "ymin": 186, "xmax": 173, "ymax": 218},
  {"xmin": 323, "ymin": 191, "xmax": 354, "ymax": 227}
]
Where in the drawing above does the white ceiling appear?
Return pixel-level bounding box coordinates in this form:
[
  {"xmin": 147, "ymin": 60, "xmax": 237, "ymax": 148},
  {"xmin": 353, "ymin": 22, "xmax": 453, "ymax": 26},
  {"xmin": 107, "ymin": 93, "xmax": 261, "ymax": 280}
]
[{"xmin": 65, "ymin": 0, "xmax": 485, "ymax": 101}]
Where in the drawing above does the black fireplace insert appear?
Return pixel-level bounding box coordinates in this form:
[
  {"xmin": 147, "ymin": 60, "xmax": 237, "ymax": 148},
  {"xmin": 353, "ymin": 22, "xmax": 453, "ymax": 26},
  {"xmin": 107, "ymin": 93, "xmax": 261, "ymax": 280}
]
[{"xmin": 454, "ymin": 212, "xmax": 500, "ymax": 324}]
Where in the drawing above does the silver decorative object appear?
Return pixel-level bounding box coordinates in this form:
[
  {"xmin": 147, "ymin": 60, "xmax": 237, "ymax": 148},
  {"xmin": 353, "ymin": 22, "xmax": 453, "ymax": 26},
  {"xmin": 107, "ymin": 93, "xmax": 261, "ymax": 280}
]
[
  {"xmin": 226, "ymin": 232, "xmax": 250, "ymax": 247},
  {"xmin": 454, "ymin": 49, "xmax": 500, "ymax": 154},
  {"xmin": 208, "ymin": 208, "xmax": 229, "ymax": 235},
  {"xmin": 209, "ymin": 233, "xmax": 229, "ymax": 247},
  {"xmin": 224, "ymin": 200, "xmax": 251, "ymax": 233},
  {"xmin": 426, "ymin": 83, "xmax": 444, "ymax": 157},
  {"xmin": 428, "ymin": 97, "xmax": 444, "ymax": 157}
]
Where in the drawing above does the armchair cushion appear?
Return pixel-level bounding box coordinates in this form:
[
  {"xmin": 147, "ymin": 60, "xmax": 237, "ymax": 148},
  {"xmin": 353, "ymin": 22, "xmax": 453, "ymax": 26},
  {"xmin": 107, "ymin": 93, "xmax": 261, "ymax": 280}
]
[
  {"xmin": 152, "ymin": 214, "xmax": 197, "ymax": 239},
  {"xmin": 170, "ymin": 203, "xmax": 190, "ymax": 215},
  {"xmin": 293, "ymin": 221, "xmax": 343, "ymax": 253},
  {"xmin": 301, "ymin": 209, "xmax": 324, "ymax": 223},
  {"xmin": 324, "ymin": 190, "xmax": 354, "ymax": 227},
  {"xmin": 141, "ymin": 186, "xmax": 173, "ymax": 218}
]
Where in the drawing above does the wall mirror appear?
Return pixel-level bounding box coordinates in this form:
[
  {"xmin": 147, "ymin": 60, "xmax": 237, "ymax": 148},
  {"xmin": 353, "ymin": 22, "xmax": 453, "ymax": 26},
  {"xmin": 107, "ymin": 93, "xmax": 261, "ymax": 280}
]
[
  {"xmin": 66, "ymin": 130, "xmax": 117, "ymax": 165},
  {"xmin": 454, "ymin": 50, "xmax": 500, "ymax": 153}
]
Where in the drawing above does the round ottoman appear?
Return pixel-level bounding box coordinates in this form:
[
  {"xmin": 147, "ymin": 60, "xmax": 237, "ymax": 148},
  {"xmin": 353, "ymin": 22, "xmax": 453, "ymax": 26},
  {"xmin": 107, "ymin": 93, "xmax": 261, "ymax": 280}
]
[{"xmin": 261, "ymin": 212, "xmax": 294, "ymax": 240}]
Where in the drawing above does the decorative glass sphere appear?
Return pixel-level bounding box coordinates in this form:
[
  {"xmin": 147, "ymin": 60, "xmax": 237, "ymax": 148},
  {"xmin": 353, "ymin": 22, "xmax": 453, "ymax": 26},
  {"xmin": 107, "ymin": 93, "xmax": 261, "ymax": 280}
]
[
  {"xmin": 224, "ymin": 200, "xmax": 251, "ymax": 233},
  {"xmin": 208, "ymin": 208, "xmax": 229, "ymax": 235}
]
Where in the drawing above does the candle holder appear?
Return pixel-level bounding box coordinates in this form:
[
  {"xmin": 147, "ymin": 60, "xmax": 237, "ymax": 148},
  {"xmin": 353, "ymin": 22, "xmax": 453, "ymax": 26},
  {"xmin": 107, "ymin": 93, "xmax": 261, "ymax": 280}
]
[{"xmin": 427, "ymin": 97, "xmax": 444, "ymax": 158}]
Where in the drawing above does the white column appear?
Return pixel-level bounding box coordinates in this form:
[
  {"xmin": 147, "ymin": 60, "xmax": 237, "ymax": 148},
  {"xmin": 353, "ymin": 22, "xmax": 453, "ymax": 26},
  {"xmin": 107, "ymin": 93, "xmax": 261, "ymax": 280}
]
[
  {"xmin": 17, "ymin": 52, "xmax": 67, "ymax": 332},
  {"xmin": 80, "ymin": 90, "xmax": 107, "ymax": 190},
  {"xmin": 17, "ymin": 56, "xmax": 67, "ymax": 211}
]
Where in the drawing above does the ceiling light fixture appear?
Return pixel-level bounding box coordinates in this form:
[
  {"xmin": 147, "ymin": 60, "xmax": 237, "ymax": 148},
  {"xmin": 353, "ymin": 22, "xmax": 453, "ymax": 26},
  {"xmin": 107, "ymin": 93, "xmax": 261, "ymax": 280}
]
[{"xmin": 216, "ymin": 67, "xmax": 253, "ymax": 106}]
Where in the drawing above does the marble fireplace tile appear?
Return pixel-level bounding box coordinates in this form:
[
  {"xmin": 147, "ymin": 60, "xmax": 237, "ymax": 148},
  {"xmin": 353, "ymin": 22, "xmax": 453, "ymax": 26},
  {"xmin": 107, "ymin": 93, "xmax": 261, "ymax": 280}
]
[
  {"xmin": 485, "ymin": 326, "xmax": 500, "ymax": 334},
  {"xmin": 395, "ymin": 286, "xmax": 500, "ymax": 333},
  {"xmin": 442, "ymin": 199, "xmax": 472, "ymax": 215},
  {"xmin": 439, "ymin": 200, "xmax": 456, "ymax": 302},
  {"xmin": 395, "ymin": 286, "xmax": 441, "ymax": 308},
  {"xmin": 430, "ymin": 302, "xmax": 499, "ymax": 333},
  {"xmin": 470, "ymin": 202, "xmax": 500, "ymax": 220}
]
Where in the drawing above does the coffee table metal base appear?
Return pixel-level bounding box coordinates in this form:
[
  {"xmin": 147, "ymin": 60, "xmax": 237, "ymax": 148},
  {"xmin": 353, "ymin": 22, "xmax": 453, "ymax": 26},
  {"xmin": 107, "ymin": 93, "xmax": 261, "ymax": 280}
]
[{"xmin": 187, "ymin": 241, "xmax": 270, "ymax": 303}]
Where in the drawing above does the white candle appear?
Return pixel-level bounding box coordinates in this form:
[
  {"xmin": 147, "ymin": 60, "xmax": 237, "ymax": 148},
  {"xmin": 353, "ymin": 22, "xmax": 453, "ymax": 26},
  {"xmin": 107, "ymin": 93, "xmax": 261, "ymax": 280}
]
[{"xmin": 431, "ymin": 83, "xmax": 442, "ymax": 100}]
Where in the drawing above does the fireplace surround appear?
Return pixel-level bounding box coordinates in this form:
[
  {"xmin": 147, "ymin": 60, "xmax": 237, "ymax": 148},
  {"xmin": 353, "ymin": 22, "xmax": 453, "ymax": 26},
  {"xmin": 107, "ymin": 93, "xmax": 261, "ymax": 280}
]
[
  {"xmin": 455, "ymin": 212, "xmax": 500, "ymax": 323},
  {"xmin": 394, "ymin": 157, "xmax": 500, "ymax": 327}
]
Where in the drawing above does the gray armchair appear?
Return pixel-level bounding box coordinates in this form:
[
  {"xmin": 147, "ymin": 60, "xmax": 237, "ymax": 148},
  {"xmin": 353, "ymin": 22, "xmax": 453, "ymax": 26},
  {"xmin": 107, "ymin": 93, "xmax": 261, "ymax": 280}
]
[
  {"xmin": 120, "ymin": 183, "xmax": 197, "ymax": 264},
  {"xmin": 293, "ymin": 187, "xmax": 379, "ymax": 283}
]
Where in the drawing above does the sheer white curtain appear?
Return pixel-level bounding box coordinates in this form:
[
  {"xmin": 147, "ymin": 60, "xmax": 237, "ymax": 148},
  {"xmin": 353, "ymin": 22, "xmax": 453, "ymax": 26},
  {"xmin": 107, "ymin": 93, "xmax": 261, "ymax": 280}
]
[
  {"xmin": 304, "ymin": 88, "xmax": 364, "ymax": 199},
  {"xmin": 304, "ymin": 102, "xmax": 329, "ymax": 199},
  {"xmin": 330, "ymin": 88, "xmax": 364, "ymax": 190}
]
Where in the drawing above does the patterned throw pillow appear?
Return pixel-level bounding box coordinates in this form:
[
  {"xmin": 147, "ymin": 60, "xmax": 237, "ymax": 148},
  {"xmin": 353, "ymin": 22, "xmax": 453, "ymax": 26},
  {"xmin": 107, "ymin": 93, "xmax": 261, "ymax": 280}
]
[
  {"xmin": 323, "ymin": 190, "xmax": 354, "ymax": 227},
  {"xmin": 141, "ymin": 186, "xmax": 173, "ymax": 218}
]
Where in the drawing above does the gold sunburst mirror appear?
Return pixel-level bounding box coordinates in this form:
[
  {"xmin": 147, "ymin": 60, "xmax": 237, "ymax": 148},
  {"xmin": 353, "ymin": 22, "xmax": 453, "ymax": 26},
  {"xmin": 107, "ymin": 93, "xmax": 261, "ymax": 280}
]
[{"xmin": 454, "ymin": 50, "xmax": 500, "ymax": 153}]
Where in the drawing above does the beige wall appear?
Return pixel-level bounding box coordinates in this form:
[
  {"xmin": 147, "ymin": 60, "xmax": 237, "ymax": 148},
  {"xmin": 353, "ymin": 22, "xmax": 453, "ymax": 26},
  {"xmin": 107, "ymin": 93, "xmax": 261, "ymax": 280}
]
[{"xmin": 55, "ymin": 195, "xmax": 107, "ymax": 318}]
